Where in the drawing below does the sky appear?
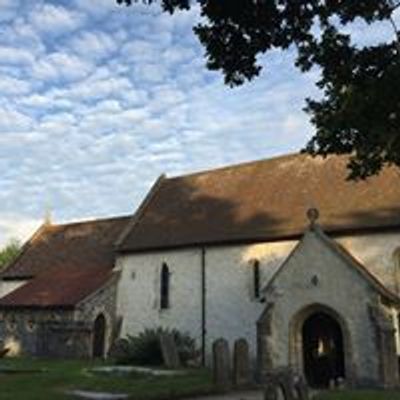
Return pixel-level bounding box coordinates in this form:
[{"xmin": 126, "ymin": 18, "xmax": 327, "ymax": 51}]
[{"xmin": 0, "ymin": 0, "xmax": 398, "ymax": 246}]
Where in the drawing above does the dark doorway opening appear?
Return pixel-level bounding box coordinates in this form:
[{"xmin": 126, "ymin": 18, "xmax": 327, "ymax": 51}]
[
  {"xmin": 92, "ymin": 314, "xmax": 106, "ymax": 358},
  {"xmin": 302, "ymin": 312, "xmax": 345, "ymax": 388}
]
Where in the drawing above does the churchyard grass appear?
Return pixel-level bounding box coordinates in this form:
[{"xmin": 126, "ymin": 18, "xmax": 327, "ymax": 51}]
[
  {"xmin": 315, "ymin": 389, "xmax": 400, "ymax": 400},
  {"xmin": 0, "ymin": 358, "xmax": 213, "ymax": 400}
]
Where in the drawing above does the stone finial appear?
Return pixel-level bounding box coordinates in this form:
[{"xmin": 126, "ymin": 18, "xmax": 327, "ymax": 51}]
[
  {"xmin": 44, "ymin": 207, "xmax": 52, "ymax": 225},
  {"xmin": 306, "ymin": 208, "xmax": 319, "ymax": 228}
]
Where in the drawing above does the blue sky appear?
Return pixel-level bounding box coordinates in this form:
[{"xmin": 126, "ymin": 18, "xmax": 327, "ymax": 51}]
[{"xmin": 0, "ymin": 0, "xmax": 398, "ymax": 246}]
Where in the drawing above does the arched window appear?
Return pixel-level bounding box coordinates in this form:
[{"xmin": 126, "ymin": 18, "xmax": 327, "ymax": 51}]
[
  {"xmin": 160, "ymin": 263, "xmax": 170, "ymax": 310},
  {"xmin": 253, "ymin": 260, "xmax": 261, "ymax": 299}
]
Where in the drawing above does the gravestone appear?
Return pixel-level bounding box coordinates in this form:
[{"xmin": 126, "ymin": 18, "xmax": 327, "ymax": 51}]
[
  {"xmin": 212, "ymin": 338, "xmax": 231, "ymax": 391},
  {"xmin": 233, "ymin": 338, "xmax": 252, "ymax": 387},
  {"xmin": 293, "ymin": 375, "xmax": 309, "ymax": 400},
  {"xmin": 159, "ymin": 333, "xmax": 181, "ymax": 369},
  {"xmin": 107, "ymin": 338, "xmax": 129, "ymax": 360},
  {"xmin": 263, "ymin": 368, "xmax": 309, "ymax": 400}
]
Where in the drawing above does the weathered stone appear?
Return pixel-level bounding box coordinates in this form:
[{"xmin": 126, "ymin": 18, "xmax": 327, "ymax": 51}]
[
  {"xmin": 0, "ymin": 277, "xmax": 119, "ymax": 359},
  {"xmin": 262, "ymin": 368, "xmax": 308, "ymax": 400},
  {"xmin": 107, "ymin": 338, "xmax": 129, "ymax": 360},
  {"xmin": 293, "ymin": 375, "xmax": 309, "ymax": 400},
  {"xmin": 159, "ymin": 332, "xmax": 181, "ymax": 369},
  {"xmin": 369, "ymin": 303, "xmax": 399, "ymax": 388},
  {"xmin": 233, "ymin": 338, "xmax": 252, "ymax": 387},
  {"xmin": 212, "ymin": 338, "xmax": 231, "ymax": 391},
  {"xmin": 263, "ymin": 382, "xmax": 277, "ymax": 400},
  {"xmin": 336, "ymin": 377, "xmax": 345, "ymax": 390}
]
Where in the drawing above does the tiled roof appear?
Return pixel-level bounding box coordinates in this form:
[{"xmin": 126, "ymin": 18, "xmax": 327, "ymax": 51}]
[
  {"xmin": 0, "ymin": 216, "xmax": 130, "ymax": 308},
  {"xmin": 0, "ymin": 267, "xmax": 117, "ymax": 309},
  {"xmin": 118, "ymin": 154, "xmax": 400, "ymax": 252},
  {"xmin": 1, "ymin": 216, "xmax": 130, "ymax": 279}
]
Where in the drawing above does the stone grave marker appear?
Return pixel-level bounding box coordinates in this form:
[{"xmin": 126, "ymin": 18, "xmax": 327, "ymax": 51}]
[
  {"xmin": 212, "ymin": 338, "xmax": 231, "ymax": 391},
  {"xmin": 263, "ymin": 368, "xmax": 308, "ymax": 400},
  {"xmin": 159, "ymin": 333, "xmax": 181, "ymax": 369},
  {"xmin": 233, "ymin": 338, "xmax": 252, "ymax": 387}
]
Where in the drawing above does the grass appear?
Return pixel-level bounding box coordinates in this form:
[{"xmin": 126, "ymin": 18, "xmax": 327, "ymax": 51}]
[
  {"xmin": 2, "ymin": 359, "xmax": 400, "ymax": 400},
  {"xmin": 0, "ymin": 358, "xmax": 214, "ymax": 400},
  {"xmin": 315, "ymin": 389, "xmax": 400, "ymax": 400}
]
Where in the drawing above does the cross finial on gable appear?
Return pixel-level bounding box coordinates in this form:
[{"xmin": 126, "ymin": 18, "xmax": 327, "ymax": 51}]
[
  {"xmin": 44, "ymin": 206, "xmax": 52, "ymax": 226},
  {"xmin": 306, "ymin": 207, "xmax": 319, "ymax": 228}
]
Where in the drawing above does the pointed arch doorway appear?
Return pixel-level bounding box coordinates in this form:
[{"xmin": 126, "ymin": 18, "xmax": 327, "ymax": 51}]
[
  {"xmin": 290, "ymin": 305, "xmax": 351, "ymax": 388},
  {"xmin": 92, "ymin": 314, "xmax": 106, "ymax": 358}
]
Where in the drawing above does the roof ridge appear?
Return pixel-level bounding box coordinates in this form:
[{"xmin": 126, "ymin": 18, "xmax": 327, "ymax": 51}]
[
  {"xmin": 167, "ymin": 152, "xmax": 304, "ymax": 181},
  {"xmin": 49, "ymin": 214, "xmax": 132, "ymax": 229}
]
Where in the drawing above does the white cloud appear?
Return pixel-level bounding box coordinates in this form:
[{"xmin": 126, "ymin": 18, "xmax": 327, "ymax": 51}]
[
  {"xmin": 0, "ymin": 75, "xmax": 31, "ymax": 95},
  {"xmin": 0, "ymin": 107, "xmax": 33, "ymax": 132},
  {"xmin": 0, "ymin": 0, "xmax": 318, "ymax": 247},
  {"xmin": 29, "ymin": 3, "xmax": 85, "ymax": 36},
  {"xmin": 31, "ymin": 52, "xmax": 93, "ymax": 82},
  {"xmin": 0, "ymin": 46, "xmax": 34, "ymax": 65},
  {"xmin": 69, "ymin": 31, "xmax": 117, "ymax": 60}
]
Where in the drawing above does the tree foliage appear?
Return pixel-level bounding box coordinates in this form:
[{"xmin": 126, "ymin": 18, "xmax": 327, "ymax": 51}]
[
  {"xmin": 117, "ymin": 0, "xmax": 400, "ymax": 179},
  {"xmin": 0, "ymin": 239, "xmax": 21, "ymax": 271}
]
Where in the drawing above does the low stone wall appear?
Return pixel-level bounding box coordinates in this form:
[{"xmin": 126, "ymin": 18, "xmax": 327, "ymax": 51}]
[{"xmin": 0, "ymin": 275, "xmax": 119, "ymax": 358}]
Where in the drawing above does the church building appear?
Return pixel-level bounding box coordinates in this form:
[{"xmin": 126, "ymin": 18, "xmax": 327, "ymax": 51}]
[{"xmin": 1, "ymin": 153, "xmax": 400, "ymax": 388}]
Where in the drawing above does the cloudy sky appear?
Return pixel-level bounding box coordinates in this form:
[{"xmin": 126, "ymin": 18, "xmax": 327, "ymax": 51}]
[{"xmin": 0, "ymin": 0, "xmax": 397, "ymax": 246}]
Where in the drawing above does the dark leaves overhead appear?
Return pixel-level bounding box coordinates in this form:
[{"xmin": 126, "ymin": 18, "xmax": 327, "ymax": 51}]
[{"xmin": 117, "ymin": 0, "xmax": 400, "ymax": 179}]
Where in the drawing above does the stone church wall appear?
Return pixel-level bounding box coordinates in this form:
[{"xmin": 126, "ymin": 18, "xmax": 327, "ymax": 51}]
[
  {"xmin": 74, "ymin": 276, "xmax": 119, "ymax": 356},
  {"xmin": 0, "ymin": 277, "xmax": 118, "ymax": 358},
  {"xmin": 117, "ymin": 240, "xmax": 297, "ymax": 361},
  {"xmin": 260, "ymin": 231, "xmax": 385, "ymax": 386},
  {"xmin": 117, "ymin": 249, "xmax": 204, "ymax": 346},
  {"xmin": 0, "ymin": 309, "xmax": 75, "ymax": 356},
  {"xmin": 118, "ymin": 230, "xmax": 400, "ymax": 366},
  {"xmin": 204, "ymin": 241, "xmax": 296, "ymax": 361},
  {"xmin": 337, "ymin": 232, "xmax": 400, "ymax": 294}
]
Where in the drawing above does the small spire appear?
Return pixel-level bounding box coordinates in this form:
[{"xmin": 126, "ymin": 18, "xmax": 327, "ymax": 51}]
[
  {"xmin": 306, "ymin": 207, "xmax": 319, "ymax": 228},
  {"xmin": 44, "ymin": 205, "xmax": 52, "ymax": 225}
]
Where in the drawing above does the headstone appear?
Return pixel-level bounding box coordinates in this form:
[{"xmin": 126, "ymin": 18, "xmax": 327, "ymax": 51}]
[
  {"xmin": 263, "ymin": 368, "xmax": 308, "ymax": 400},
  {"xmin": 212, "ymin": 338, "xmax": 231, "ymax": 391},
  {"xmin": 159, "ymin": 333, "xmax": 181, "ymax": 369},
  {"xmin": 293, "ymin": 375, "xmax": 309, "ymax": 400},
  {"xmin": 233, "ymin": 338, "xmax": 252, "ymax": 387},
  {"xmin": 107, "ymin": 338, "xmax": 129, "ymax": 360},
  {"xmin": 336, "ymin": 377, "xmax": 345, "ymax": 390},
  {"xmin": 263, "ymin": 382, "xmax": 278, "ymax": 400}
]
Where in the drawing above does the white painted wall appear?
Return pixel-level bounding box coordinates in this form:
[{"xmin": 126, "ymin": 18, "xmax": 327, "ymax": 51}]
[
  {"xmin": 204, "ymin": 241, "xmax": 296, "ymax": 360},
  {"xmin": 264, "ymin": 230, "xmax": 381, "ymax": 384},
  {"xmin": 116, "ymin": 229, "xmax": 400, "ymax": 365},
  {"xmin": 117, "ymin": 240, "xmax": 296, "ymax": 361},
  {"xmin": 337, "ymin": 232, "xmax": 400, "ymax": 293},
  {"xmin": 117, "ymin": 249, "xmax": 204, "ymax": 346}
]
